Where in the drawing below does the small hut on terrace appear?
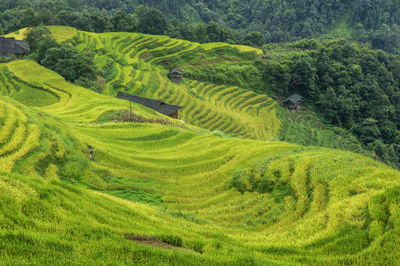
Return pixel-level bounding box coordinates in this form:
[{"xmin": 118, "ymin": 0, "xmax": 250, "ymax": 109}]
[
  {"xmin": 283, "ymin": 93, "xmax": 302, "ymax": 111},
  {"xmin": 168, "ymin": 67, "xmax": 184, "ymax": 83},
  {"xmin": 0, "ymin": 37, "xmax": 29, "ymax": 58}
]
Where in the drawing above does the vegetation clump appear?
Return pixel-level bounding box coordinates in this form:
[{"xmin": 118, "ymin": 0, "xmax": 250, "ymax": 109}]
[
  {"xmin": 230, "ymin": 155, "xmax": 295, "ymax": 198},
  {"xmin": 115, "ymin": 110, "xmax": 185, "ymax": 128}
]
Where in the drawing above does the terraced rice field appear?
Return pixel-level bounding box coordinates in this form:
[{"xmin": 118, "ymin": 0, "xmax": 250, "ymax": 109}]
[
  {"xmin": 72, "ymin": 30, "xmax": 278, "ymax": 140},
  {"xmin": 0, "ymin": 60, "xmax": 174, "ymax": 176},
  {"xmin": 3, "ymin": 28, "xmax": 29, "ymax": 40},
  {"xmin": 0, "ymin": 99, "xmax": 40, "ymax": 171},
  {"xmin": 0, "ymin": 59, "xmax": 399, "ymax": 264},
  {"xmin": 3, "ymin": 60, "xmax": 166, "ymax": 123},
  {"xmin": 1, "ymin": 27, "xmax": 400, "ymax": 264}
]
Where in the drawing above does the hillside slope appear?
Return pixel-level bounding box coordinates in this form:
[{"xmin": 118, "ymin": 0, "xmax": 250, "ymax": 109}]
[
  {"xmin": 69, "ymin": 28, "xmax": 369, "ymax": 155},
  {"xmin": 0, "ymin": 58, "xmax": 399, "ymax": 264},
  {"xmin": 70, "ymin": 30, "xmax": 276, "ymax": 140}
]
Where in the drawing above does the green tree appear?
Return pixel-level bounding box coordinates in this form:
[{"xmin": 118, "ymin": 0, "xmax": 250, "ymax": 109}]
[
  {"xmin": 352, "ymin": 118, "xmax": 381, "ymax": 144},
  {"xmin": 21, "ymin": 8, "xmax": 39, "ymax": 27},
  {"xmin": 66, "ymin": 0, "xmax": 81, "ymax": 9},
  {"xmin": 289, "ymin": 55, "xmax": 317, "ymax": 98},
  {"xmin": 262, "ymin": 62, "xmax": 290, "ymax": 95},
  {"xmin": 244, "ymin": 31, "xmax": 265, "ymax": 48},
  {"xmin": 41, "ymin": 47, "xmax": 97, "ymax": 83},
  {"xmin": 194, "ymin": 24, "xmax": 209, "ymax": 43},
  {"xmin": 136, "ymin": 7, "xmax": 168, "ymax": 35},
  {"xmin": 111, "ymin": 10, "xmax": 136, "ymax": 32},
  {"xmin": 25, "ymin": 26, "xmax": 52, "ymax": 52}
]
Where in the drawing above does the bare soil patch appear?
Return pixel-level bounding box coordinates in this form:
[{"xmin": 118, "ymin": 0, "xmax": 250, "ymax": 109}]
[{"xmin": 124, "ymin": 235, "xmax": 194, "ymax": 253}]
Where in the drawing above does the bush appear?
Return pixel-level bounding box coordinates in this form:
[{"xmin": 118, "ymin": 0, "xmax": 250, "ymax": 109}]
[
  {"xmin": 159, "ymin": 235, "xmax": 183, "ymax": 247},
  {"xmin": 229, "ymin": 170, "xmax": 247, "ymax": 194},
  {"xmin": 116, "ymin": 110, "xmax": 186, "ymax": 128},
  {"xmin": 186, "ymin": 240, "xmax": 205, "ymax": 253},
  {"xmin": 0, "ymin": 57, "xmax": 15, "ymax": 63},
  {"xmin": 229, "ymin": 156, "xmax": 294, "ymax": 197}
]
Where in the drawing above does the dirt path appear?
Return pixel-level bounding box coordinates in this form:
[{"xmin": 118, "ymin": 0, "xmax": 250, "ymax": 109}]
[{"xmin": 124, "ymin": 235, "xmax": 194, "ymax": 253}]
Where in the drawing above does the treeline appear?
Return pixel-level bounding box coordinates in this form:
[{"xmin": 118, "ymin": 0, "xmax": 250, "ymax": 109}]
[
  {"xmin": 57, "ymin": 0, "xmax": 400, "ymax": 53},
  {"xmin": 2, "ymin": 0, "xmax": 400, "ymax": 52},
  {"xmin": 0, "ymin": 1, "xmax": 264, "ymax": 48},
  {"xmin": 259, "ymin": 39, "xmax": 400, "ymax": 168},
  {"xmin": 182, "ymin": 0, "xmax": 400, "ymax": 52},
  {"xmin": 142, "ymin": 0, "xmax": 400, "ymax": 53}
]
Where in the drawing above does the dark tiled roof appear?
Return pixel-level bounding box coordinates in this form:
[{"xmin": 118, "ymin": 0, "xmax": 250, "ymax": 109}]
[
  {"xmin": 169, "ymin": 67, "xmax": 184, "ymax": 75},
  {"xmin": 117, "ymin": 92, "xmax": 182, "ymax": 116},
  {"xmin": 0, "ymin": 37, "xmax": 29, "ymax": 55},
  {"xmin": 15, "ymin": 40, "xmax": 30, "ymax": 51},
  {"xmin": 0, "ymin": 38, "xmax": 15, "ymax": 54},
  {"xmin": 284, "ymin": 93, "xmax": 302, "ymax": 104},
  {"xmin": 156, "ymin": 102, "xmax": 182, "ymax": 116}
]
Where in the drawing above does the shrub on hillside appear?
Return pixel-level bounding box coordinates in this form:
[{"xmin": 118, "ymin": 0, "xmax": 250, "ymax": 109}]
[
  {"xmin": 116, "ymin": 110, "xmax": 185, "ymax": 128},
  {"xmin": 229, "ymin": 170, "xmax": 247, "ymax": 194},
  {"xmin": 186, "ymin": 240, "xmax": 205, "ymax": 254},
  {"xmin": 229, "ymin": 155, "xmax": 294, "ymax": 198},
  {"xmin": 0, "ymin": 57, "xmax": 15, "ymax": 63},
  {"xmin": 159, "ymin": 234, "xmax": 183, "ymax": 247},
  {"xmin": 40, "ymin": 47, "xmax": 100, "ymax": 87}
]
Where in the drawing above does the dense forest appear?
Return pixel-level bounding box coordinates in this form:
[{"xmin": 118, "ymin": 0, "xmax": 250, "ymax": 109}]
[
  {"xmin": 1, "ymin": 0, "xmax": 400, "ymax": 52},
  {"xmin": 260, "ymin": 40, "xmax": 400, "ymax": 168}
]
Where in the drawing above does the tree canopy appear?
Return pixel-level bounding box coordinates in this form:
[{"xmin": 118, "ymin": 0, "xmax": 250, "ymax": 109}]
[{"xmin": 1, "ymin": 0, "xmax": 400, "ymax": 52}]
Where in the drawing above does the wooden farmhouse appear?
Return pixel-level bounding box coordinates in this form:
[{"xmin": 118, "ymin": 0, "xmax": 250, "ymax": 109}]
[
  {"xmin": 283, "ymin": 93, "xmax": 302, "ymax": 110},
  {"xmin": 117, "ymin": 92, "xmax": 182, "ymax": 119},
  {"xmin": 0, "ymin": 37, "xmax": 29, "ymax": 58},
  {"xmin": 168, "ymin": 67, "xmax": 184, "ymax": 83}
]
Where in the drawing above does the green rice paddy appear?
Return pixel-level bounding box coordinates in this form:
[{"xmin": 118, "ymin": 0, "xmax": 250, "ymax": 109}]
[{"xmin": 0, "ymin": 27, "xmax": 399, "ymax": 264}]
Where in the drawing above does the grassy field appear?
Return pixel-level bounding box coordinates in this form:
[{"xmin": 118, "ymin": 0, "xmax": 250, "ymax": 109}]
[{"xmin": 0, "ymin": 28, "xmax": 399, "ymax": 264}]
